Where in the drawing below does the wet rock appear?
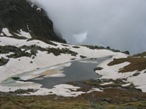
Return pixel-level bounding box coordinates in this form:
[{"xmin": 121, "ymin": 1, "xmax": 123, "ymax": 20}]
[{"xmin": 102, "ymin": 98, "xmax": 111, "ymax": 103}]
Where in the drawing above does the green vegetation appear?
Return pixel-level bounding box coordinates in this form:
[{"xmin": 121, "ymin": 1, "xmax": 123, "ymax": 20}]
[
  {"xmin": 7, "ymin": 51, "xmax": 32, "ymax": 58},
  {"xmin": 0, "ymin": 35, "xmax": 27, "ymax": 39},
  {"xmin": 134, "ymin": 52, "xmax": 146, "ymax": 57},
  {"xmin": 84, "ymin": 45, "xmax": 130, "ymax": 55},
  {"xmin": 9, "ymin": 89, "xmax": 37, "ymax": 94},
  {"xmin": 80, "ymin": 55, "xmax": 86, "ymax": 58},
  {"xmin": 0, "ymin": 45, "xmax": 21, "ymax": 54},
  {"xmin": 0, "ymin": 57, "xmax": 9, "ymax": 66},
  {"xmin": 6, "ymin": 45, "xmax": 46, "ymax": 58},
  {"xmin": 83, "ymin": 45, "xmax": 105, "ymax": 50},
  {"xmin": 11, "ymin": 77, "xmax": 20, "ymax": 81},
  {"xmin": 0, "ymin": 93, "xmax": 146, "ymax": 109},
  {"xmin": 123, "ymin": 51, "xmax": 130, "ymax": 55},
  {"xmin": 108, "ymin": 57, "xmax": 146, "ymax": 72},
  {"xmin": 62, "ymin": 44, "xmax": 69, "ymax": 47},
  {"xmin": 0, "ymin": 45, "xmax": 78, "ymax": 60},
  {"xmin": 73, "ymin": 46, "xmax": 80, "ymax": 48},
  {"xmin": 47, "ymin": 41, "xmax": 58, "ymax": 46},
  {"xmin": 47, "ymin": 48, "xmax": 78, "ymax": 56},
  {"xmin": 1, "ymin": 78, "xmax": 146, "ymax": 109},
  {"xmin": 0, "ymin": 45, "xmax": 33, "ymax": 58},
  {"xmin": 94, "ymin": 67, "xmax": 103, "ymax": 71}
]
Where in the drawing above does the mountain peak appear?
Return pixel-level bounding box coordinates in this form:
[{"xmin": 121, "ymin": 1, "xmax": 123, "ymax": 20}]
[{"xmin": 0, "ymin": 0, "xmax": 66, "ymax": 43}]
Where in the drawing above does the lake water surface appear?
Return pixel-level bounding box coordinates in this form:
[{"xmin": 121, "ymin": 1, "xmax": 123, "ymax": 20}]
[
  {"xmin": 29, "ymin": 57, "xmax": 108, "ymax": 88},
  {"xmin": 1, "ymin": 57, "xmax": 109, "ymax": 89}
]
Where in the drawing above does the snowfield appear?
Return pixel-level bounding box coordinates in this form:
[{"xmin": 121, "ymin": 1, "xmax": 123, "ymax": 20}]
[
  {"xmin": 96, "ymin": 57, "xmax": 146, "ymax": 92},
  {"xmin": 1, "ymin": 28, "xmax": 32, "ymax": 38},
  {"xmin": 15, "ymin": 29, "xmax": 31, "ymax": 38},
  {"xmin": 25, "ymin": 84, "xmax": 85, "ymax": 97},
  {"xmin": 0, "ymin": 35, "xmax": 146, "ymax": 97}
]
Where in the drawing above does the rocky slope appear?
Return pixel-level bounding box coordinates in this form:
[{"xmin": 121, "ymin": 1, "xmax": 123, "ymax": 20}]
[{"xmin": 0, "ymin": 0, "xmax": 66, "ymax": 43}]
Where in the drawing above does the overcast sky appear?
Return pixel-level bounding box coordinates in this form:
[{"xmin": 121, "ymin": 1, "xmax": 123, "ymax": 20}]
[{"xmin": 31, "ymin": 0, "xmax": 146, "ymax": 54}]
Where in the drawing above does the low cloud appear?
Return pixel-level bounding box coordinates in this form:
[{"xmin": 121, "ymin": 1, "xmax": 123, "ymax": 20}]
[
  {"xmin": 73, "ymin": 32, "xmax": 88, "ymax": 43},
  {"xmin": 31, "ymin": 0, "xmax": 146, "ymax": 54}
]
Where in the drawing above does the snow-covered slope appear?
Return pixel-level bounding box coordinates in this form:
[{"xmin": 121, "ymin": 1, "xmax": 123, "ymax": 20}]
[
  {"xmin": 1, "ymin": 35, "xmax": 146, "ymax": 97},
  {"xmin": 96, "ymin": 56, "xmax": 146, "ymax": 92},
  {"xmin": 2, "ymin": 0, "xmax": 145, "ymax": 98},
  {"xmin": 0, "ymin": 36, "xmax": 128, "ymax": 96}
]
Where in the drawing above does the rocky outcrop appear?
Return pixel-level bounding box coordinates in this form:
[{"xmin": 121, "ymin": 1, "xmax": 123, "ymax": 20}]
[{"xmin": 0, "ymin": 0, "xmax": 66, "ymax": 43}]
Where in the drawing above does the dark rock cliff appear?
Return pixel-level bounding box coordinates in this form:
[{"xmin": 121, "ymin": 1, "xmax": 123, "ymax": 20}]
[{"xmin": 0, "ymin": 0, "xmax": 66, "ymax": 43}]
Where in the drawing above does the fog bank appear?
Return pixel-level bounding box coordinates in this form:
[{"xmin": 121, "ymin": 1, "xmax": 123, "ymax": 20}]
[{"xmin": 31, "ymin": 0, "xmax": 146, "ymax": 54}]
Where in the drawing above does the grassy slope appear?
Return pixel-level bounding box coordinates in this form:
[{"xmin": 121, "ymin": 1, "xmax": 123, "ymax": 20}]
[
  {"xmin": 1, "ymin": 79, "xmax": 146, "ymax": 109},
  {"xmin": 108, "ymin": 57, "xmax": 146, "ymax": 72},
  {"xmin": 1, "ymin": 92, "xmax": 146, "ymax": 109}
]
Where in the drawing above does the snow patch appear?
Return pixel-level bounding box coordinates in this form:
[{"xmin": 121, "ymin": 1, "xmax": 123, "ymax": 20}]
[
  {"xmin": 87, "ymin": 88, "xmax": 103, "ymax": 93},
  {"xmin": 128, "ymin": 70, "xmax": 146, "ymax": 92},
  {"xmin": 0, "ymin": 36, "xmax": 131, "ymax": 95},
  {"xmin": 0, "ymin": 37, "xmax": 52, "ymax": 48},
  {"xmin": 28, "ymin": 84, "xmax": 84, "ymax": 97},
  {"xmin": 31, "ymin": 4, "xmax": 34, "ymax": 8},
  {"xmin": 0, "ymin": 33, "xmax": 4, "ymax": 35},
  {"xmin": 96, "ymin": 60, "xmax": 132, "ymax": 80},
  {"xmin": 0, "ymin": 81, "xmax": 41, "ymax": 92},
  {"xmin": 100, "ymin": 82, "xmax": 113, "ymax": 86},
  {"xmin": 37, "ymin": 8, "xmax": 41, "ymax": 11},
  {"xmin": 2, "ymin": 28, "xmax": 12, "ymax": 36},
  {"xmin": 0, "ymin": 52, "xmax": 73, "ymax": 83},
  {"xmin": 96, "ymin": 57, "xmax": 146, "ymax": 92},
  {"xmin": 122, "ymin": 83, "xmax": 131, "ymax": 87},
  {"xmin": 16, "ymin": 29, "xmax": 31, "ymax": 38}
]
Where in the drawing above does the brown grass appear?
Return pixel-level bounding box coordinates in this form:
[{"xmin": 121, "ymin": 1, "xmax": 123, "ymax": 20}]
[
  {"xmin": 1, "ymin": 89, "xmax": 146, "ymax": 109},
  {"xmin": 1, "ymin": 78, "xmax": 146, "ymax": 109},
  {"xmin": 108, "ymin": 57, "xmax": 146, "ymax": 72},
  {"xmin": 134, "ymin": 52, "xmax": 146, "ymax": 57}
]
